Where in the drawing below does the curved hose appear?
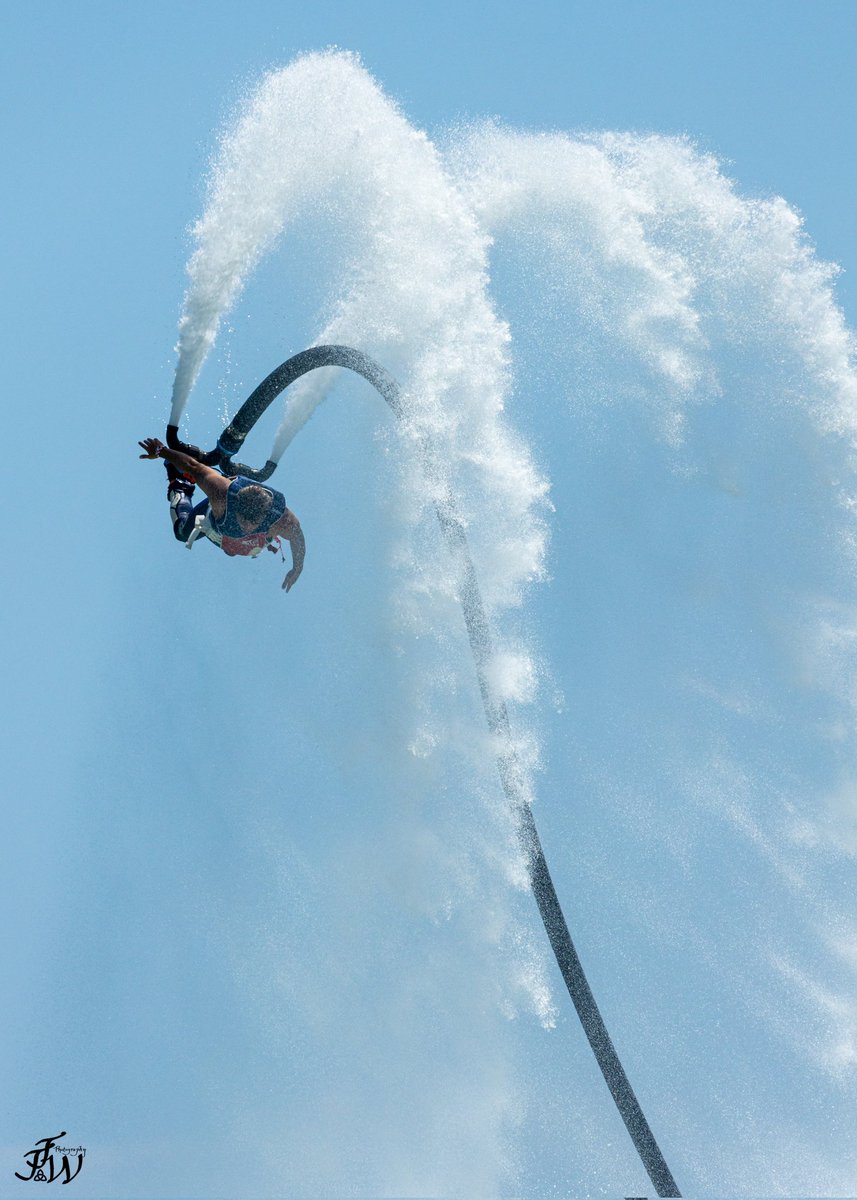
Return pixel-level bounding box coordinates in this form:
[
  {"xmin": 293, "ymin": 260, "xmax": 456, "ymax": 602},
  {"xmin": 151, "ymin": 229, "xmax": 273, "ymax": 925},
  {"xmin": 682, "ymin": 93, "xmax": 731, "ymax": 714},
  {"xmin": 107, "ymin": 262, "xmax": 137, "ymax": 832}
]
[
  {"xmin": 176, "ymin": 345, "xmax": 681, "ymax": 1196},
  {"xmin": 167, "ymin": 346, "xmax": 402, "ymax": 481}
]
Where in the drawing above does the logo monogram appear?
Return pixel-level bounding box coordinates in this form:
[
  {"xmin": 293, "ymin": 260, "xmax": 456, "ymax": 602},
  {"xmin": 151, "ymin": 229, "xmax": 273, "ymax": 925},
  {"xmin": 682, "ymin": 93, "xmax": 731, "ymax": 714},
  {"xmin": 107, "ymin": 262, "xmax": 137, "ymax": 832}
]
[{"xmin": 15, "ymin": 1133, "xmax": 85, "ymax": 1185}]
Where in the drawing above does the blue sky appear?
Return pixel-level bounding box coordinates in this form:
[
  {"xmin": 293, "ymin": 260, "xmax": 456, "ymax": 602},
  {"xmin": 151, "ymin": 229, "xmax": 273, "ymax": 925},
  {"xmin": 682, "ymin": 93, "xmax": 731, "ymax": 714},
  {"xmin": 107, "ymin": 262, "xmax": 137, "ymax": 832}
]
[{"xmin": 2, "ymin": 3, "xmax": 857, "ymax": 1198}]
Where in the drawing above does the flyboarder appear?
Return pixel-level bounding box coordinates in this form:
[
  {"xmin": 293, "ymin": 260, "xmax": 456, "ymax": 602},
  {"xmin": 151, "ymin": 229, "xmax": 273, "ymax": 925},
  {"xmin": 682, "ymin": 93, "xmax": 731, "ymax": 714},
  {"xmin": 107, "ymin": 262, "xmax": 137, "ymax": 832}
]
[{"xmin": 138, "ymin": 437, "xmax": 305, "ymax": 591}]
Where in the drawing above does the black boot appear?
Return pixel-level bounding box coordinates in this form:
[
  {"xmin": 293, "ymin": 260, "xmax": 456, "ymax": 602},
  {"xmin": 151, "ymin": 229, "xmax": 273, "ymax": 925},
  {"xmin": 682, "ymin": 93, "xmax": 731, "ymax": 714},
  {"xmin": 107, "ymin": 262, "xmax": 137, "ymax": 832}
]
[{"xmin": 165, "ymin": 460, "xmax": 196, "ymax": 500}]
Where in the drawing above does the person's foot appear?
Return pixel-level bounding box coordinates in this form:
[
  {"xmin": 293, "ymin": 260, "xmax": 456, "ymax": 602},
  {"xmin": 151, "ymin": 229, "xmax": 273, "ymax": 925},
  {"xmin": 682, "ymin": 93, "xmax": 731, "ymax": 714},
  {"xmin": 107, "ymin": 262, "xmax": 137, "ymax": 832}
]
[{"xmin": 165, "ymin": 460, "xmax": 196, "ymax": 499}]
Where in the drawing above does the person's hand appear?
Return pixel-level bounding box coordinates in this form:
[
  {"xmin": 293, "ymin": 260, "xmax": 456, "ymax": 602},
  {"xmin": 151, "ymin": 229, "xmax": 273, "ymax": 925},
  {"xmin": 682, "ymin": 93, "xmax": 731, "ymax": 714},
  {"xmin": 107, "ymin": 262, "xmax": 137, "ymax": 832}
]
[
  {"xmin": 282, "ymin": 566, "xmax": 302, "ymax": 592},
  {"xmin": 138, "ymin": 437, "xmax": 165, "ymax": 459}
]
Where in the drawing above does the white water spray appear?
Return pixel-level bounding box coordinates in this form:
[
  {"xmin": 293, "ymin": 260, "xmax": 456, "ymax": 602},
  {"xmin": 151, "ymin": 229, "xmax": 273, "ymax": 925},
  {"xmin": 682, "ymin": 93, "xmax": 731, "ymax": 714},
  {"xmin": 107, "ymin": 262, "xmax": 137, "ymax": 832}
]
[{"xmin": 171, "ymin": 49, "xmax": 857, "ymax": 1197}]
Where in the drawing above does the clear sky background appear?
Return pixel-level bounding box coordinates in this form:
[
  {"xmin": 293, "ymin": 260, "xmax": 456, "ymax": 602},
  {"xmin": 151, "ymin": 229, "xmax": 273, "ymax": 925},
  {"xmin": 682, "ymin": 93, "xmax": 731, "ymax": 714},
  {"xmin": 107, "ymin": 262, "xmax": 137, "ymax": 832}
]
[{"xmin": 2, "ymin": 3, "xmax": 857, "ymax": 1198}]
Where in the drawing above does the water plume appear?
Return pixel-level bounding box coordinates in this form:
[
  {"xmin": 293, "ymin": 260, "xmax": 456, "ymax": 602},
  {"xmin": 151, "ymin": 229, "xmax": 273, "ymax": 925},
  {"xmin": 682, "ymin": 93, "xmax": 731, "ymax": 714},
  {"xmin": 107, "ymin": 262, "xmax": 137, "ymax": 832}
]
[{"xmin": 170, "ymin": 48, "xmax": 857, "ymax": 1197}]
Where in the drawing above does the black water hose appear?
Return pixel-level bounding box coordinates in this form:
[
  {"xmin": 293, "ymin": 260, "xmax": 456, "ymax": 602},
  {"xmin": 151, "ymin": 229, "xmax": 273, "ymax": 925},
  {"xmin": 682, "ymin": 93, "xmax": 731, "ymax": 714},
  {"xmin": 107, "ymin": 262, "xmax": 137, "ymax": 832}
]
[{"xmin": 174, "ymin": 345, "xmax": 681, "ymax": 1196}]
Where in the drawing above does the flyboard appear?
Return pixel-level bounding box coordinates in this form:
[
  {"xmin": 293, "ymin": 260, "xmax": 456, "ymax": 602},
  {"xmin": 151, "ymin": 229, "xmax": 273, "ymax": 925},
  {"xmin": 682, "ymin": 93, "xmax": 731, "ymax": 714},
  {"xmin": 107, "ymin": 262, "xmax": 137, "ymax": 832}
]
[{"xmin": 170, "ymin": 345, "xmax": 681, "ymax": 1198}]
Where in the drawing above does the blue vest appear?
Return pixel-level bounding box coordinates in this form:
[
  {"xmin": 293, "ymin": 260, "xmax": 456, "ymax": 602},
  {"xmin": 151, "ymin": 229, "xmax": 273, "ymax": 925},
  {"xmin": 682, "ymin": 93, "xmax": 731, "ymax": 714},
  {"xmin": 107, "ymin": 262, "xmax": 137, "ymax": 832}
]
[{"xmin": 209, "ymin": 476, "xmax": 286, "ymax": 540}]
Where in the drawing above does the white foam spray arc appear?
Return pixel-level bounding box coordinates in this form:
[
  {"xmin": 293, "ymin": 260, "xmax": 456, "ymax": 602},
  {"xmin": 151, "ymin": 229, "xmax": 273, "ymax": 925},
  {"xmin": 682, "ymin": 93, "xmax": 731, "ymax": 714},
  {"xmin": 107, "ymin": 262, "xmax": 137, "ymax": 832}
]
[
  {"xmin": 200, "ymin": 342, "xmax": 680, "ymax": 1192},
  {"xmin": 171, "ymin": 49, "xmax": 857, "ymax": 1197}
]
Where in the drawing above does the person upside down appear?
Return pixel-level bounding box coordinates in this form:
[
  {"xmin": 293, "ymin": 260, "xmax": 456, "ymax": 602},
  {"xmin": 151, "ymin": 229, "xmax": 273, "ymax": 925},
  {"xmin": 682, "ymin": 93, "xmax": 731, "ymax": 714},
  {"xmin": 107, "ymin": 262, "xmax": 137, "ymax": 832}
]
[{"xmin": 138, "ymin": 437, "xmax": 305, "ymax": 591}]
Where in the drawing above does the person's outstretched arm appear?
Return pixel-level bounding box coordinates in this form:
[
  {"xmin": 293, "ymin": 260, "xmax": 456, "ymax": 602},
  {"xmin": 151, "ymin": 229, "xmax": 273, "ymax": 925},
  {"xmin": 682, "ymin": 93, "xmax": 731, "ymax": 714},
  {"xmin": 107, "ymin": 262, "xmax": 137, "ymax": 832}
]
[
  {"xmin": 275, "ymin": 510, "xmax": 305, "ymax": 592},
  {"xmin": 139, "ymin": 437, "xmax": 230, "ymax": 515}
]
